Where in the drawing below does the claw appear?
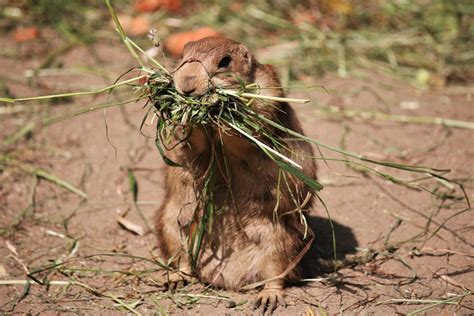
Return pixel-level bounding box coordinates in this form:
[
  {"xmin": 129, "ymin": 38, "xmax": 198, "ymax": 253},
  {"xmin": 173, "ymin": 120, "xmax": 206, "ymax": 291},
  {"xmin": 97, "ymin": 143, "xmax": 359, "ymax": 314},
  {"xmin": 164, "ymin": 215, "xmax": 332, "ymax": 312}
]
[
  {"xmin": 269, "ymin": 297, "xmax": 277, "ymax": 314},
  {"xmin": 253, "ymin": 297, "xmax": 262, "ymax": 309},
  {"xmin": 253, "ymin": 288, "xmax": 286, "ymax": 315}
]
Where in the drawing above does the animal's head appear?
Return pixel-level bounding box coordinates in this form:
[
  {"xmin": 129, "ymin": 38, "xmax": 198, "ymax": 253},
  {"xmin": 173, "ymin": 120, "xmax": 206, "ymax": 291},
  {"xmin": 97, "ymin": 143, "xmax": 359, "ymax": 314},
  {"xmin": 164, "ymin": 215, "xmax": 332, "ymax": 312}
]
[{"xmin": 172, "ymin": 37, "xmax": 255, "ymax": 97}]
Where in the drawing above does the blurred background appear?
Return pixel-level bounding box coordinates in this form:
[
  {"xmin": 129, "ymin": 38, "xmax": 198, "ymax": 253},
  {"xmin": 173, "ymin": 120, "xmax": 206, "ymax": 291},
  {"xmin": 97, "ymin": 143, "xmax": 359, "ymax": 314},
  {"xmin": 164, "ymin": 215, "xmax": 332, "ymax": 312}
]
[{"xmin": 1, "ymin": 0, "xmax": 473, "ymax": 91}]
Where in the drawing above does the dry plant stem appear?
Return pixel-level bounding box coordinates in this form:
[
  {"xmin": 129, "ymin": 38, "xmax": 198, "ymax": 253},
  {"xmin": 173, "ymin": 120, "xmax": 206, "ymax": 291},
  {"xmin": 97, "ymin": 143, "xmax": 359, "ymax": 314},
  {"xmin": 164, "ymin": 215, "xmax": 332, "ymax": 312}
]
[
  {"xmin": 0, "ymin": 155, "xmax": 87, "ymax": 199},
  {"xmin": 71, "ymin": 279, "xmax": 143, "ymax": 316},
  {"xmin": 377, "ymin": 298, "xmax": 458, "ymax": 305},
  {"xmin": 0, "ymin": 76, "xmax": 147, "ymax": 103},
  {"xmin": 251, "ymin": 110, "xmax": 470, "ymax": 207},
  {"xmin": 2, "ymin": 277, "xmax": 143, "ymax": 315},
  {"xmin": 219, "ymin": 88, "xmax": 310, "ymax": 104},
  {"xmin": 2, "ymin": 122, "xmax": 36, "ymax": 146},
  {"xmin": 373, "ymin": 179, "xmax": 473, "ymax": 247},
  {"xmin": 0, "ymin": 280, "xmax": 70, "ymax": 286},
  {"xmin": 128, "ymin": 169, "xmax": 153, "ymax": 233},
  {"xmin": 251, "ymin": 111, "xmax": 451, "ymax": 174},
  {"xmin": 105, "ymin": 0, "xmax": 143, "ymax": 68},
  {"xmin": 315, "ymin": 105, "xmax": 474, "ymax": 130},
  {"xmin": 1, "ymin": 97, "xmax": 145, "ymax": 148},
  {"xmin": 420, "ymin": 247, "xmax": 474, "ymax": 257},
  {"xmin": 406, "ymin": 291, "xmax": 472, "ymax": 315},
  {"xmin": 105, "ymin": 0, "xmax": 169, "ymax": 75},
  {"xmin": 73, "ymin": 97, "xmax": 146, "ymax": 116}
]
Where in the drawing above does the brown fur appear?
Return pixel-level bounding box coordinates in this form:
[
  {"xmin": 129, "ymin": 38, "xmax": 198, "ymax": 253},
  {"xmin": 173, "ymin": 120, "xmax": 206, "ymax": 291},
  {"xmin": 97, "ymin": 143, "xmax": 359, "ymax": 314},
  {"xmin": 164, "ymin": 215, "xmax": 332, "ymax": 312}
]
[{"xmin": 155, "ymin": 37, "xmax": 317, "ymax": 299}]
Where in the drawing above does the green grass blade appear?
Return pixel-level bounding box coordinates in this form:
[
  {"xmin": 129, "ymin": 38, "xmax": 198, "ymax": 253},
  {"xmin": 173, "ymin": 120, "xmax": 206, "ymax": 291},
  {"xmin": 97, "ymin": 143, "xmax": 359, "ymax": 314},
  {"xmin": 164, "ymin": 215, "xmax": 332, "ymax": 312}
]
[
  {"xmin": 0, "ymin": 97, "xmax": 15, "ymax": 103},
  {"xmin": 275, "ymin": 160, "xmax": 323, "ymax": 191},
  {"xmin": 105, "ymin": 0, "xmax": 169, "ymax": 74},
  {"xmin": 128, "ymin": 169, "xmax": 138, "ymax": 202},
  {"xmin": 226, "ymin": 121, "xmax": 303, "ymax": 169},
  {"xmin": 154, "ymin": 117, "xmax": 182, "ymax": 167},
  {"xmin": 252, "ymin": 111, "xmax": 451, "ymax": 174}
]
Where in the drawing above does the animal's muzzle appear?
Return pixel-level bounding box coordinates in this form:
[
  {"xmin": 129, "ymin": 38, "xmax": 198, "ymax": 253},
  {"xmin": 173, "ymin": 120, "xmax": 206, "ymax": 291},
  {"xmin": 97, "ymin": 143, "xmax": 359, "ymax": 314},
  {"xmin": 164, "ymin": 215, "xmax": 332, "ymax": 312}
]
[{"xmin": 173, "ymin": 61, "xmax": 209, "ymax": 97}]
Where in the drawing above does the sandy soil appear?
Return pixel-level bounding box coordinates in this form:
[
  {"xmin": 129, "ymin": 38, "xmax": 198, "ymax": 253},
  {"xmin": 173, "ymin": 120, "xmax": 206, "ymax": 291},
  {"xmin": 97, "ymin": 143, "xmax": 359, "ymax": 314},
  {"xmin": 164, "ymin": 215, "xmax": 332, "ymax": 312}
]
[{"xmin": 1, "ymin": 37, "xmax": 473, "ymax": 315}]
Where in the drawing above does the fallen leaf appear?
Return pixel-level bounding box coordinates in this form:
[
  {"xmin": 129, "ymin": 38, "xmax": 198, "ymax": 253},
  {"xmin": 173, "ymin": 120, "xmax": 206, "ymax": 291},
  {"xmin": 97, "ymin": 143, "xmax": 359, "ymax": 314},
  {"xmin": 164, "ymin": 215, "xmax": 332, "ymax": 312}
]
[
  {"xmin": 134, "ymin": 0, "xmax": 182, "ymax": 13},
  {"xmin": 164, "ymin": 27, "xmax": 220, "ymax": 57},
  {"xmin": 12, "ymin": 26, "xmax": 39, "ymax": 43},
  {"xmin": 117, "ymin": 216, "xmax": 145, "ymax": 236}
]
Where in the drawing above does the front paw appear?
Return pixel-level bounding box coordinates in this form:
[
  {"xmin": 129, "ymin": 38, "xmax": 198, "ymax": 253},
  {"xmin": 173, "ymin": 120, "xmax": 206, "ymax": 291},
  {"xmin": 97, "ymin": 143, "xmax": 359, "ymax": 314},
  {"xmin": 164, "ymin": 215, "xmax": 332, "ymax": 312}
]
[{"xmin": 253, "ymin": 287, "xmax": 286, "ymax": 315}]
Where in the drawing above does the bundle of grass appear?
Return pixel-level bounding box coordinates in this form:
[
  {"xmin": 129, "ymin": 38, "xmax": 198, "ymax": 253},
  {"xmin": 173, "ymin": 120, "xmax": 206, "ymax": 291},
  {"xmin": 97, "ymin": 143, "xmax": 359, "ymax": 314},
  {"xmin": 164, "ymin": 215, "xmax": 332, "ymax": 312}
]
[{"xmin": 142, "ymin": 70, "xmax": 319, "ymax": 181}]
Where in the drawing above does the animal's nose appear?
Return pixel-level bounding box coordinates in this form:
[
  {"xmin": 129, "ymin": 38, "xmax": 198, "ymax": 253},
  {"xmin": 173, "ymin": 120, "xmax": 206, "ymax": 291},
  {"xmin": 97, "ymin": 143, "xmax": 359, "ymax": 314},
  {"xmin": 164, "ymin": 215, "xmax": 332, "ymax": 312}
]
[
  {"xmin": 180, "ymin": 75, "xmax": 197, "ymax": 95},
  {"xmin": 173, "ymin": 61, "xmax": 209, "ymax": 96},
  {"xmin": 181, "ymin": 87, "xmax": 196, "ymax": 95}
]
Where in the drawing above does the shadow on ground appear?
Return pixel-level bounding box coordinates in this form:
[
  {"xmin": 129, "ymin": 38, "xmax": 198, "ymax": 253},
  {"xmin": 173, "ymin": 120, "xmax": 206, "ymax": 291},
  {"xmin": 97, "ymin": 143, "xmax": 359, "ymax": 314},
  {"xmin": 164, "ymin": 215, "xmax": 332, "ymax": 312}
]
[{"xmin": 300, "ymin": 215, "xmax": 358, "ymax": 278}]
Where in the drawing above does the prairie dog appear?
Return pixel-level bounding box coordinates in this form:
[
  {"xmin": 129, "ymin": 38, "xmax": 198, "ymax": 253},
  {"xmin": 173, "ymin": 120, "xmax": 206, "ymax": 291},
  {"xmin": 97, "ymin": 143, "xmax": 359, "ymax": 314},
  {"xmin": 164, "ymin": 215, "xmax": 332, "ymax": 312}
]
[{"xmin": 155, "ymin": 37, "xmax": 317, "ymax": 312}]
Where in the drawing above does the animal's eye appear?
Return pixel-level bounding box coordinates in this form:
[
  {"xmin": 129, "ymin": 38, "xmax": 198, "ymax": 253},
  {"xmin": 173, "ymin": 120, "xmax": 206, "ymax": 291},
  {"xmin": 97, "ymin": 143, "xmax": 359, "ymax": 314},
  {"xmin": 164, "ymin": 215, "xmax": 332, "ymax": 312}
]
[{"xmin": 218, "ymin": 55, "xmax": 232, "ymax": 68}]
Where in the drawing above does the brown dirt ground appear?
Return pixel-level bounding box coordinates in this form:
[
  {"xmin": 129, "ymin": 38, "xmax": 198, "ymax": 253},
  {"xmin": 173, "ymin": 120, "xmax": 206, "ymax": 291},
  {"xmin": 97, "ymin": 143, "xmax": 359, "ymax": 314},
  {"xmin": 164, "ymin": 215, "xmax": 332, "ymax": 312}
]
[{"xmin": 1, "ymin": 36, "xmax": 473, "ymax": 315}]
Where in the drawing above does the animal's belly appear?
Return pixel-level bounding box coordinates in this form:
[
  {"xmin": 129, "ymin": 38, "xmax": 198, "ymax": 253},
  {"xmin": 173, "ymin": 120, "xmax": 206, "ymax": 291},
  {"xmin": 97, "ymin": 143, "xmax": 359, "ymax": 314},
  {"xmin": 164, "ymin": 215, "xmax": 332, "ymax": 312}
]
[
  {"xmin": 197, "ymin": 242, "xmax": 263, "ymax": 290},
  {"xmin": 195, "ymin": 220, "xmax": 287, "ymax": 290}
]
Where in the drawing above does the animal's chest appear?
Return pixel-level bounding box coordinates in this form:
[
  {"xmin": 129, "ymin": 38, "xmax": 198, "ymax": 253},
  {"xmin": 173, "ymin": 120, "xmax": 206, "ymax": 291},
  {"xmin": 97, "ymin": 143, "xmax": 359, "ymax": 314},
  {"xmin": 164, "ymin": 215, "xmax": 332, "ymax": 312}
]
[
  {"xmin": 216, "ymin": 152, "xmax": 278, "ymax": 206},
  {"xmin": 173, "ymin": 136, "xmax": 282, "ymax": 238}
]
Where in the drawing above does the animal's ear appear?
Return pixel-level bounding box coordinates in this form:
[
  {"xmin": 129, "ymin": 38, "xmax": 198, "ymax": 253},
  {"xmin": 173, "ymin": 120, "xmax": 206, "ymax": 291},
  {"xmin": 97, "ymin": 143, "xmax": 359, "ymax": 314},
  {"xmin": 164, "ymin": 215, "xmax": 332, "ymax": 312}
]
[{"xmin": 238, "ymin": 43, "xmax": 253, "ymax": 66}]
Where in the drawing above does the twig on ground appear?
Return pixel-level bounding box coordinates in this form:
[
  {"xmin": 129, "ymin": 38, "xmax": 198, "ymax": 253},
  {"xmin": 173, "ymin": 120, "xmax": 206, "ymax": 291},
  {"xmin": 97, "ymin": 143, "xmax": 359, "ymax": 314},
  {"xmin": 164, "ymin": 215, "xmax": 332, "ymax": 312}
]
[{"xmin": 315, "ymin": 105, "xmax": 474, "ymax": 130}]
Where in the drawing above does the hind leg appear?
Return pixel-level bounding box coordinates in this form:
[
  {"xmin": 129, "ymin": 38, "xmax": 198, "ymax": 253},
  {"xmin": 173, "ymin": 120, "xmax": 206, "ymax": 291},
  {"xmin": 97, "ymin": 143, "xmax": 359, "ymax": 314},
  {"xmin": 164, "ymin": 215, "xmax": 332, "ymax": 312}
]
[
  {"xmin": 241, "ymin": 222, "xmax": 305, "ymax": 314},
  {"xmin": 198, "ymin": 220, "xmax": 302, "ymax": 313}
]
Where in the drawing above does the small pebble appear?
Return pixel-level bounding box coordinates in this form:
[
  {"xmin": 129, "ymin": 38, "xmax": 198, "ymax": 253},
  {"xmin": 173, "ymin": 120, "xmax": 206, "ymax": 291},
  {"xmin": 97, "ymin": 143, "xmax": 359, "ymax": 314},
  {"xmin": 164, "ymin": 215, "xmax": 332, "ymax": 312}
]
[{"xmin": 225, "ymin": 300, "xmax": 237, "ymax": 308}]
